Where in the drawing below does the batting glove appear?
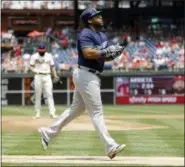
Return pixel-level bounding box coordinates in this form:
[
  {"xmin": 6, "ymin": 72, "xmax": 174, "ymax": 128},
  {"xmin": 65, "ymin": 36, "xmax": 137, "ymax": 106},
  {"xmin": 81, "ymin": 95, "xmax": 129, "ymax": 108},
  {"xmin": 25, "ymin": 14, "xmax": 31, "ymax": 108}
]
[
  {"xmin": 105, "ymin": 52, "xmax": 121, "ymax": 61},
  {"xmin": 104, "ymin": 44, "xmax": 124, "ymax": 59},
  {"xmin": 100, "ymin": 44, "xmax": 124, "ymax": 58}
]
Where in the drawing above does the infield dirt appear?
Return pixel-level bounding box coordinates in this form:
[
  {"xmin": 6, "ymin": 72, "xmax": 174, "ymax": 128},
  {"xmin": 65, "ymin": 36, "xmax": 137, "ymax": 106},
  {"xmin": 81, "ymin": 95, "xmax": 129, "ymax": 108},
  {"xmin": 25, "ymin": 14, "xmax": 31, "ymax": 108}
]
[
  {"xmin": 1, "ymin": 114, "xmax": 173, "ymax": 132},
  {"xmin": 2, "ymin": 155, "xmax": 184, "ymax": 166}
]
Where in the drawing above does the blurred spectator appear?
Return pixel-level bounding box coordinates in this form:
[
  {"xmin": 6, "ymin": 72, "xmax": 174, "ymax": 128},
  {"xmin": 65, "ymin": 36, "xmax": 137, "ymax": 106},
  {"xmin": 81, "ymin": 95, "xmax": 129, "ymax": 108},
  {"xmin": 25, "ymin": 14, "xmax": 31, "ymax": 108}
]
[
  {"xmin": 1, "ymin": 52, "xmax": 10, "ymax": 72},
  {"xmin": 32, "ymin": 1, "xmax": 45, "ymax": 9},
  {"xmin": 61, "ymin": 1, "xmax": 73, "ymax": 9},
  {"xmin": 16, "ymin": 56, "xmax": 24, "ymax": 72},
  {"xmin": 3, "ymin": 56, "xmax": 17, "ymax": 72},
  {"xmin": 10, "ymin": 1, "xmax": 24, "ymax": 9},
  {"xmin": 1, "ymin": 0, "xmax": 73, "ymax": 9},
  {"xmin": 1, "ymin": 30, "xmax": 17, "ymax": 47},
  {"xmin": 153, "ymin": 55, "xmax": 168, "ymax": 71},
  {"xmin": 22, "ymin": 51, "xmax": 31, "ymax": 73},
  {"xmin": 1, "ymin": 23, "xmax": 184, "ymax": 73},
  {"xmin": 14, "ymin": 44, "xmax": 22, "ymax": 57},
  {"xmin": 54, "ymin": 51, "xmax": 72, "ymax": 71},
  {"xmin": 174, "ymin": 54, "xmax": 184, "ymax": 71},
  {"xmin": 47, "ymin": 1, "xmax": 61, "ymax": 9},
  {"xmin": 144, "ymin": 57, "xmax": 153, "ymax": 70},
  {"xmin": 112, "ymin": 51, "xmax": 130, "ymax": 71},
  {"xmin": 23, "ymin": 1, "xmax": 33, "ymax": 9},
  {"xmin": 2, "ymin": 1, "xmax": 12, "ymax": 9}
]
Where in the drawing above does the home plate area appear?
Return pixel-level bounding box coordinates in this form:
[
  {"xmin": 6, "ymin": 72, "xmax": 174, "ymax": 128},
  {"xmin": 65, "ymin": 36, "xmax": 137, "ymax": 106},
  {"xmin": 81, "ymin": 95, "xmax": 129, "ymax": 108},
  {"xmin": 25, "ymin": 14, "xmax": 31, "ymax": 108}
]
[{"xmin": 2, "ymin": 156, "xmax": 184, "ymax": 166}]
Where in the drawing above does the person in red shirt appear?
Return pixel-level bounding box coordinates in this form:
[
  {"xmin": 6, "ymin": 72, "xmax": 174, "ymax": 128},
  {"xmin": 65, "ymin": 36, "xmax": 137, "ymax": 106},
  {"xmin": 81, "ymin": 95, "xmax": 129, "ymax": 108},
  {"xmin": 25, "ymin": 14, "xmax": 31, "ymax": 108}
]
[{"xmin": 14, "ymin": 44, "xmax": 22, "ymax": 57}]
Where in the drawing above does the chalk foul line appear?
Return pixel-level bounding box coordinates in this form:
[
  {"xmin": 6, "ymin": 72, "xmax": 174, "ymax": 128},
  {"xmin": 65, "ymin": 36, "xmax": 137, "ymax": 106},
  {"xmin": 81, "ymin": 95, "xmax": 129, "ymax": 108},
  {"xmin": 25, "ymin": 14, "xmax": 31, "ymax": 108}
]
[{"xmin": 2, "ymin": 156, "xmax": 184, "ymax": 166}]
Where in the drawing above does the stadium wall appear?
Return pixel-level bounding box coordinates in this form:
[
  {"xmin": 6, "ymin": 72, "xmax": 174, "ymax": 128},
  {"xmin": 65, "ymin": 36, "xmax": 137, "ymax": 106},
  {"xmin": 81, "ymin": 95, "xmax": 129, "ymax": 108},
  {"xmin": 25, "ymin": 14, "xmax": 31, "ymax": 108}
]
[{"xmin": 2, "ymin": 71, "xmax": 184, "ymax": 106}]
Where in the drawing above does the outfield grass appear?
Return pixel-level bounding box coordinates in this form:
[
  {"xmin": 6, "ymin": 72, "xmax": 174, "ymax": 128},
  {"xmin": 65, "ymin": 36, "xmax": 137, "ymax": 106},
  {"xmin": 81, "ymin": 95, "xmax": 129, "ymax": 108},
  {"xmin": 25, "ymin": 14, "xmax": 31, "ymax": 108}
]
[
  {"xmin": 2, "ymin": 105, "xmax": 184, "ymax": 116},
  {"xmin": 2, "ymin": 130, "xmax": 184, "ymax": 156},
  {"xmin": 1, "ymin": 105, "xmax": 184, "ymax": 166}
]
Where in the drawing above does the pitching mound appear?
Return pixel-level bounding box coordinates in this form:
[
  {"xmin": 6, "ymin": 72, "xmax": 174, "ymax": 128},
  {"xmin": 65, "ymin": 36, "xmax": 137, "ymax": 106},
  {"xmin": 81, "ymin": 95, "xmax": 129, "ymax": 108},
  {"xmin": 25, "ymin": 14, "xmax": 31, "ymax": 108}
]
[{"xmin": 2, "ymin": 156, "xmax": 184, "ymax": 166}]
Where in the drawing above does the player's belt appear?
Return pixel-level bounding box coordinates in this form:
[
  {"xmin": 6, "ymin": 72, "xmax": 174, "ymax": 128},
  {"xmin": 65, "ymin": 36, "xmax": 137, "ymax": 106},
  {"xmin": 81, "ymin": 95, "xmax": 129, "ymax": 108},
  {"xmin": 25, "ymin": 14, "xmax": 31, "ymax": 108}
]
[
  {"xmin": 37, "ymin": 72, "xmax": 50, "ymax": 75},
  {"xmin": 78, "ymin": 65, "xmax": 100, "ymax": 77}
]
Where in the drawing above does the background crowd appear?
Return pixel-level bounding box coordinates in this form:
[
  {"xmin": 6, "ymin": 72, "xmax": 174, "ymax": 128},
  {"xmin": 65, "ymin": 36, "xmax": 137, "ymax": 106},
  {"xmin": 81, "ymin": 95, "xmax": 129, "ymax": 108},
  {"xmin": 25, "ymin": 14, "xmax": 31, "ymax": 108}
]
[
  {"xmin": 1, "ymin": 19, "xmax": 184, "ymax": 73},
  {"xmin": 1, "ymin": 0, "xmax": 113, "ymax": 10}
]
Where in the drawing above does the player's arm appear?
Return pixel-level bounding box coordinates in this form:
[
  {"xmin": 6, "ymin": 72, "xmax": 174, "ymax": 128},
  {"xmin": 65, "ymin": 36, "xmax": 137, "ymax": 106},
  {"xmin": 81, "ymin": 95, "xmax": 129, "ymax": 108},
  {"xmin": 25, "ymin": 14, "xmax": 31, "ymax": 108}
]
[
  {"xmin": 50, "ymin": 55, "xmax": 61, "ymax": 83},
  {"xmin": 51, "ymin": 65, "xmax": 58, "ymax": 78},
  {"xmin": 79, "ymin": 34, "xmax": 103, "ymax": 59},
  {"xmin": 81, "ymin": 44, "xmax": 124, "ymax": 60},
  {"xmin": 29, "ymin": 65, "xmax": 37, "ymax": 73},
  {"xmin": 83, "ymin": 45, "xmax": 124, "ymax": 60},
  {"xmin": 50, "ymin": 54, "xmax": 58, "ymax": 78},
  {"xmin": 80, "ymin": 34, "xmax": 125, "ymax": 60},
  {"xmin": 82, "ymin": 47, "xmax": 103, "ymax": 59},
  {"xmin": 79, "ymin": 33, "xmax": 115, "ymax": 60},
  {"xmin": 29, "ymin": 55, "xmax": 38, "ymax": 74}
]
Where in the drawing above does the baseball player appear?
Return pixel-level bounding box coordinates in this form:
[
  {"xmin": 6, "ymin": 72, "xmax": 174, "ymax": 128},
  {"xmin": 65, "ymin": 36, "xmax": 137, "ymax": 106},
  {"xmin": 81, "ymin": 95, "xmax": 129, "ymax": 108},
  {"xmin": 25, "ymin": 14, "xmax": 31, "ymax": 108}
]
[
  {"xmin": 30, "ymin": 42, "xmax": 59, "ymax": 119},
  {"xmin": 38, "ymin": 8, "xmax": 127, "ymax": 159}
]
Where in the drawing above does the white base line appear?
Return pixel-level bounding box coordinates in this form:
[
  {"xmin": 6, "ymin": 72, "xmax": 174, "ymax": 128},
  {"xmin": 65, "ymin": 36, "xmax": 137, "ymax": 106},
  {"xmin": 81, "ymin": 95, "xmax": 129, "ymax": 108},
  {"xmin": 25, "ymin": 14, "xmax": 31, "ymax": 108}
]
[{"xmin": 2, "ymin": 156, "xmax": 184, "ymax": 166}]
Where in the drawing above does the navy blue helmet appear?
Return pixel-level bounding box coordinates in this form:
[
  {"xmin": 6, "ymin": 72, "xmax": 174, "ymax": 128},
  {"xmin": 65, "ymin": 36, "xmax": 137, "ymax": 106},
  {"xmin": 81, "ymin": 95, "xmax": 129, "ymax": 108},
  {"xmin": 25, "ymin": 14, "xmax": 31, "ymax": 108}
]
[{"xmin": 80, "ymin": 8, "xmax": 102, "ymax": 21}]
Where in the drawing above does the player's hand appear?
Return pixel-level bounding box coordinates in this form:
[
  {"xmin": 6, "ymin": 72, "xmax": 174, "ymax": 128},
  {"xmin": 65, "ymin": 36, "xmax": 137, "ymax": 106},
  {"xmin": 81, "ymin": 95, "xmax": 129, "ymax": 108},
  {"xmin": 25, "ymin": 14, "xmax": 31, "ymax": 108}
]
[
  {"xmin": 104, "ymin": 44, "xmax": 124, "ymax": 59},
  {"xmin": 104, "ymin": 44, "xmax": 124, "ymax": 56},
  {"xmin": 53, "ymin": 76, "xmax": 62, "ymax": 84},
  {"xmin": 106, "ymin": 52, "xmax": 121, "ymax": 61}
]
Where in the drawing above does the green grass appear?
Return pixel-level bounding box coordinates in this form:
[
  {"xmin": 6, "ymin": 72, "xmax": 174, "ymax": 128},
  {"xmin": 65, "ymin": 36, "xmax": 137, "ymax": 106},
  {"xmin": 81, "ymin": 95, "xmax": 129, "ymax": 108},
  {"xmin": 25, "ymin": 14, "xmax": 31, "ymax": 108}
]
[
  {"xmin": 2, "ymin": 105, "xmax": 184, "ymax": 116},
  {"xmin": 1, "ymin": 105, "xmax": 184, "ymax": 166},
  {"xmin": 2, "ymin": 129, "xmax": 184, "ymax": 156}
]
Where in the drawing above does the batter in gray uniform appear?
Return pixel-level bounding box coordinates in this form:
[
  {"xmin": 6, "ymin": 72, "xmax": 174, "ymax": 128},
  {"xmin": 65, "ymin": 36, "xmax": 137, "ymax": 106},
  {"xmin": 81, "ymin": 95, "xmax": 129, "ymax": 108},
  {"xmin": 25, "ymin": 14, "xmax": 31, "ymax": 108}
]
[{"xmin": 38, "ymin": 8, "xmax": 127, "ymax": 159}]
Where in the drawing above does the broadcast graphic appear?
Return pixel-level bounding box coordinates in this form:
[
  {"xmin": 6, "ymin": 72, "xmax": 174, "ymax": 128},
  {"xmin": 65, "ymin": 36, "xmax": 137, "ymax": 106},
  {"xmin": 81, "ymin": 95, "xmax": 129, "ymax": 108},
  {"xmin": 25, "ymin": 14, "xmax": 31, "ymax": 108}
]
[{"xmin": 115, "ymin": 75, "xmax": 185, "ymax": 104}]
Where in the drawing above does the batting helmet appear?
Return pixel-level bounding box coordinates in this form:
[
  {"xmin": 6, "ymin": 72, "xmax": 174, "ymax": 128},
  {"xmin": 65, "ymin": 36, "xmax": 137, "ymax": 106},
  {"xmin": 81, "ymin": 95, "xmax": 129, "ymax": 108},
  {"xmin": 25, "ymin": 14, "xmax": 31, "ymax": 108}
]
[
  {"xmin": 80, "ymin": 8, "xmax": 102, "ymax": 21},
  {"xmin": 37, "ymin": 42, "xmax": 47, "ymax": 53}
]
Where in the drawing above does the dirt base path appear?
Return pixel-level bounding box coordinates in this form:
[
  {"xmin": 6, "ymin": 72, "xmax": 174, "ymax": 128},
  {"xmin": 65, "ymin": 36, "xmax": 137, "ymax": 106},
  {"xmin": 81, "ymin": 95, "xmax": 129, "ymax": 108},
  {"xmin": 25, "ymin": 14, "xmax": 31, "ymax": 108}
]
[
  {"xmin": 2, "ymin": 115, "xmax": 168, "ymax": 132},
  {"xmin": 2, "ymin": 156, "xmax": 184, "ymax": 166}
]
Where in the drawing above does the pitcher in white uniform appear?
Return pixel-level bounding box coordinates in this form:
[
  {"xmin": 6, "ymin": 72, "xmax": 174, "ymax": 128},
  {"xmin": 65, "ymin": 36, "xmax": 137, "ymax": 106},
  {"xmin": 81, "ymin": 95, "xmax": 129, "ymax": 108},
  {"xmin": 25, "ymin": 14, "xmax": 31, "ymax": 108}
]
[{"xmin": 30, "ymin": 42, "xmax": 59, "ymax": 119}]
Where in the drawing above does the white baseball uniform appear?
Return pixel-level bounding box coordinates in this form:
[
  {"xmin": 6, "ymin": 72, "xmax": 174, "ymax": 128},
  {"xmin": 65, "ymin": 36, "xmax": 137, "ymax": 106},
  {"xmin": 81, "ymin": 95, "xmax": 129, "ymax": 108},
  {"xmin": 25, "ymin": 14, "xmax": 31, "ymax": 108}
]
[{"xmin": 30, "ymin": 52, "xmax": 56, "ymax": 116}]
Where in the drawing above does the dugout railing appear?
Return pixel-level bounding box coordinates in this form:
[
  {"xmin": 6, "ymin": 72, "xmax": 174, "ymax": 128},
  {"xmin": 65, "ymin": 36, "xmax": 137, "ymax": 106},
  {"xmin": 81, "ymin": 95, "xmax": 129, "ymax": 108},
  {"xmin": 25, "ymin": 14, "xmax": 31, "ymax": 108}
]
[{"xmin": 1, "ymin": 70, "xmax": 184, "ymax": 106}]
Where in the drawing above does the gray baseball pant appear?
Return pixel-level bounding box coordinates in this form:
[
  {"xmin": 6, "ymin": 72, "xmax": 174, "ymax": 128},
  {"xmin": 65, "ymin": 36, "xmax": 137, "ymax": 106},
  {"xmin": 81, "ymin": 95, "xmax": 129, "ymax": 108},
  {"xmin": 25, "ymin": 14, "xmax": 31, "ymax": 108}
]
[{"xmin": 42, "ymin": 68, "xmax": 119, "ymax": 154}]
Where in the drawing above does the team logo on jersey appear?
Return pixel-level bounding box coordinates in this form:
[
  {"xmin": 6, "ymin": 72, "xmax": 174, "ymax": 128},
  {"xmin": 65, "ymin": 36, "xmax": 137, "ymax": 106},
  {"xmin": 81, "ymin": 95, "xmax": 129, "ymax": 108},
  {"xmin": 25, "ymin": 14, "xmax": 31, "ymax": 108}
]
[
  {"xmin": 96, "ymin": 41, "xmax": 108, "ymax": 50},
  {"xmin": 36, "ymin": 59, "xmax": 45, "ymax": 64}
]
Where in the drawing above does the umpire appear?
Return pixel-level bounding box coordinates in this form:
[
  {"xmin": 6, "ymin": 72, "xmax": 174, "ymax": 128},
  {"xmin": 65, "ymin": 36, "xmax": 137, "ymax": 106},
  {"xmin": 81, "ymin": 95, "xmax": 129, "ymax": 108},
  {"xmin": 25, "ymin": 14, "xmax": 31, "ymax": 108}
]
[{"xmin": 38, "ymin": 8, "xmax": 127, "ymax": 159}]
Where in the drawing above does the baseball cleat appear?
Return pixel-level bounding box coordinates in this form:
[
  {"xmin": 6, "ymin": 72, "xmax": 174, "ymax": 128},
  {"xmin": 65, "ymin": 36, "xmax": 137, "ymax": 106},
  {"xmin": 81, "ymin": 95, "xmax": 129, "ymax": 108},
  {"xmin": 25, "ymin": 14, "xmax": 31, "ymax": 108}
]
[
  {"xmin": 33, "ymin": 113, "xmax": 41, "ymax": 119},
  {"xmin": 38, "ymin": 128, "xmax": 48, "ymax": 150},
  {"xmin": 107, "ymin": 144, "xmax": 126, "ymax": 159},
  {"xmin": 50, "ymin": 113, "xmax": 58, "ymax": 119}
]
